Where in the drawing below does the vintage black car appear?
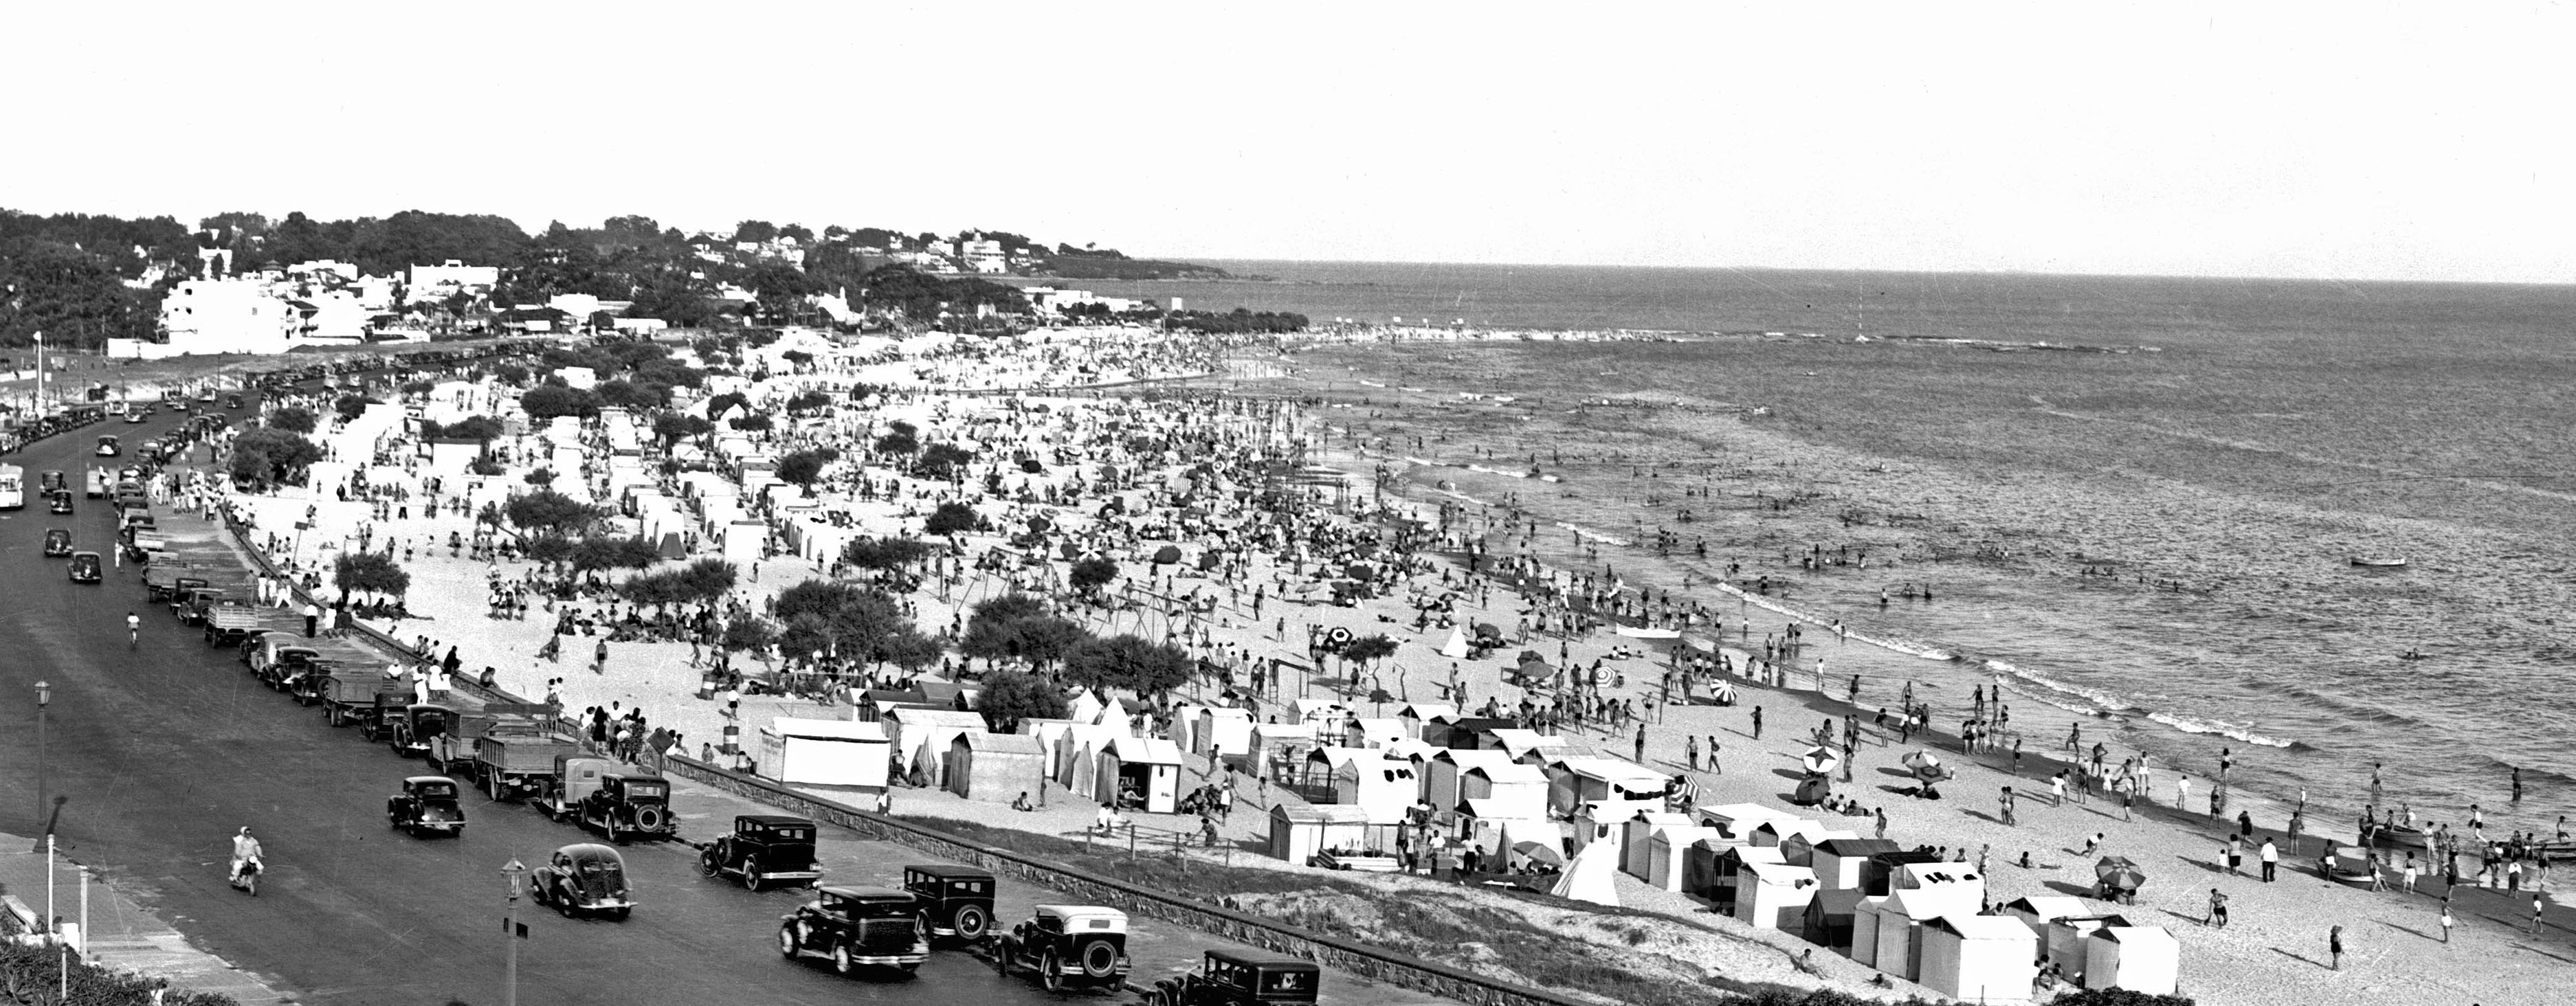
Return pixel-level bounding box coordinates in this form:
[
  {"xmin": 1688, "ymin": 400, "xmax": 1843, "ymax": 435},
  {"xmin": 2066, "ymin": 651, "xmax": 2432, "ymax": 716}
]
[
  {"xmin": 531, "ymin": 843, "xmax": 634, "ymax": 920},
  {"xmin": 777, "ymin": 886, "xmax": 929, "ymax": 976},
  {"xmin": 47, "ymin": 491, "xmax": 72, "ymax": 515},
  {"xmin": 700, "ymin": 814, "xmax": 824, "ymax": 891},
  {"xmin": 902, "ymin": 864, "xmax": 995, "ymax": 942},
  {"xmin": 42, "ymin": 528, "xmax": 72, "ymax": 557},
  {"xmin": 387, "ymin": 703, "xmax": 452, "ymax": 759},
  {"xmin": 40, "ymin": 470, "xmax": 66, "ymax": 495},
  {"xmin": 1146, "ymin": 949, "xmax": 1322, "ymax": 1006},
  {"xmin": 225, "ymin": 394, "xmax": 244, "ymax": 409},
  {"xmin": 67, "ymin": 551, "xmax": 102, "ymax": 584},
  {"xmin": 386, "ymin": 775, "xmax": 466, "ymax": 837},
  {"xmin": 993, "ymin": 904, "xmax": 1130, "ymax": 992},
  {"xmin": 579, "ymin": 772, "xmax": 677, "ymax": 844}
]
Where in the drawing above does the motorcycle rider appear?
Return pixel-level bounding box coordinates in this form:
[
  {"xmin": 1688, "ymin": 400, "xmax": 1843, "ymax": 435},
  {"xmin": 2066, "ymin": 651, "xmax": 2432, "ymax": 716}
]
[{"xmin": 230, "ymin": 826, "xmax": 263, "ymax": 885}]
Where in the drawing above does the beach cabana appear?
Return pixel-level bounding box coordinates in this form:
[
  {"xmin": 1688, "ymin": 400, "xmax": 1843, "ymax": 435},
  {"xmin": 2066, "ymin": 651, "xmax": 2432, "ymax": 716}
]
[
  {"xmin": 1803, "ymin": 889, "xmax": 1867, "ymax": 952},
  {"xmin": 1573, "ymin": 799, "xmax": 1663, "ymax": 856},
  {"xmin": 2000, "ymin": 895, "xmax": 2125, "ymax": 977},
  {"xmin": 1425, "ymin": 715, "xmax": 1515, "ymax": 749},
  {"xmin": 1734, "ymin": 860, "xmax": 1821, "ymax": 931},
  {"xmin": 1696, "ymin": 802, "xmax": 1801, "ymax": 843},
  {"xmin": 1168, "ymin": 703, "xmax": 1209, "ymax": 752},
  {"xmin": 944, "ymin": 732, "xmax": 1045, "ymax": 801},
  {"xmin": 1862, "ymin": 849, "xmax": 1947, "ymax": 896},
  {"xmin": 882, "ymin": 708, "xmax": 988, "ymax": 787},
  {"xmin": 1866, "ymin": 884, "xmax": 1982, "ymax": 981},
  {"xmin": 1544, "ymin": 756, "xmax": 1672, "ymax": 816},
  {"xmin": 1267, "ymin": 803, "xmax": 1370, "ymax": 865},
  {"xmin": 1647, "ymin": 825, "xmax": 1724, "ymax": 892},
  {"xmin": 2082, "ymin": 926, "xmax": 2180, "ymax": 994},
  {"xmin": 1194, "ymin": 706, "xmax": 1254, "ymax": 760},
  {"xmin": 1712, "ymin": 845, "xmax": 1786, "ymax": 915},
  {"xmin": 753, "ymin": 717, "xmax": 888, "ymax": 788},
  {"xmin": 1250, "ymin": 722, "xmax": 1319, "ymax": 781},
  {"xmin": 1428, "ymin": 749, "xmax": 1546, "ymax": 815},
  {"xmin": 1456, "ymin": 798, "xmax": 1557, "ymax": 860},
  {"xmin": 1917, "ymin": 915, "xmax": 2039, "ymax": 1005},
  {"xmin": 1810, "ymin": 838, "xmax": 1902, "ymax": 890},
  {"xmin": 1344, "ymin": 717, "xmax": 1408, "ymax": 749},
  {"xmin": 1331, "ymin": 752, "xmax": 1419, "ymax": 822},
  {"xmin": 1620, "ymin": 811, "xmax": 1694, "ymax": 878},
  {"xmin": 1548, "ymin": 838, "xmax": 1620, "ymax": 908},
  {"xmin": 1096, "ymin": 735, "xmax": 1183, "ymax": 813},
  {"xmin": 1777, "ymin": 827, "xmax": 1862, "ymax": 868},
  {"xmin": 1395, "ymin": 703, "xmax": 1454, "ymax": 742},
  {"xmin": 1846, "ymin": 895, "xmax": 1891, "ymax": 967}
]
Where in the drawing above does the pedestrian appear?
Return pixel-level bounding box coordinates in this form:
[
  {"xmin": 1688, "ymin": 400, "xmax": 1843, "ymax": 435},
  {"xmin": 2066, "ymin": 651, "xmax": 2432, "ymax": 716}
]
[
  {"xmin": 1685, "ymin": 735, "xmax": 1699, "ymax": 771},
  {"xmin": 593, "ymin": 637, "xmax": 610, "ymax": 674},
  {"xmin": 303, "ymin": 601, "xmax": 319, "ymax": 638},
  {"xmin": 2534, "ymin": 893, "xmax": 2547, "ymax": 935},
  {"xmin": 2260, "ymin": 838, "xmax": 2278, "ymax": 881},
  {"xmin": 2401, "ymin": 854, "xmax": 2419, "ymax": 895},
  {"xmin": 2000, "ymin": 786, "xmax": 2017, "ymax": 827},
  {"xmin": 2439, "ymin": 901, "xmax": 2454, "ymax": 943},
  {"xmin": 1707, "ymin": 735, "xmax": 1722, "ymax": 774},
  {"xmin": 2206, "ymin": 888, "xmax": 2229, "ymax": 928},
  {"xmin": 2177, "ymin": 774, "xmax": 2190, "ymax": 808},
  {"xmin": 2083, "ymin": 832, "xmax": 2105, "ymax": 855},
  {"xmin": 2050, "ymin": 771, "xmax": 2067, "ymax": 807},
  {"xmin": 1874, "ymin": 807, "xmax": 1888, "ymax": 840},
  {"xmin": 1751, "ymin": 705, "xmax": 1764, "ymax": 740},
  {"xmin": 1634, "ymin": 724, "xmax": 1647, "ymax": 763},
  {"xmin": 2329, "ymin": 924, "xmax": 2344, "ymax": 970}
]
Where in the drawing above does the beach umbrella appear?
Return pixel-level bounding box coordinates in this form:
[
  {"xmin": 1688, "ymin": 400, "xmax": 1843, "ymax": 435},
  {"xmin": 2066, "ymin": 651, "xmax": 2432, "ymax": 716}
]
[
  {"xmin": 1152, "ymin": 545, "xmax": 1183, "ymax": 565},
  {"xmin": 1792, "ymin": 776, "xmax": 1833, "ymax": 807},
  {"xmin": 1473, "ymin": 623, "xmax": 1503, "ymax": 640},
  {"xmin": 1517, "ymin": 649, "xmax": 1547, "ymax": 666},
  {"xmin": 1900, "ymin": 750, "xmax": 1942, "ymax": 772},
  {"xmin": 2095, "ymin": 856, "xmax": 2147, "ymax": 893},
  {"xmin": 1027, "ymin": 515, "xmax": 1052, "ymax": 535},
  {"xmin": 1511, "ymin": 840, "xmax": 1564, "ymax": 867},
  {"xmin": 1196, "ymin": 550, "xmax": 1221, "ymax": 572},
  {"xmin": 1799, "ymin": 746, "xmax": 1841, "ymax": 775},
  {"xmin": 1712, "ymin": 682, "xmax": 1737, "ymax": 704}
]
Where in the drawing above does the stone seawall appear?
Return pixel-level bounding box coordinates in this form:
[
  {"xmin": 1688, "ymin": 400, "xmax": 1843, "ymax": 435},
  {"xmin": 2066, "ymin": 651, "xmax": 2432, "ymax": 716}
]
[{"xmin": 661, "ymin": 756, "xmax": 1590, "ymax": 1006}]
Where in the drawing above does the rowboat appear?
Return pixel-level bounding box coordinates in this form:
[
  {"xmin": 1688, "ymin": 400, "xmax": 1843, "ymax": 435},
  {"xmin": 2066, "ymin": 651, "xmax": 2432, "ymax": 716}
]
[{"xmin": 2349, "ymin": 557, "xmax": 2409, "ymax": 568}]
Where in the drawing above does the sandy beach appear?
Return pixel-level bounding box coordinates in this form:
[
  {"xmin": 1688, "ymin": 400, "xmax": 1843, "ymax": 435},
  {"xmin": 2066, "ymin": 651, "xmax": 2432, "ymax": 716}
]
[{"xmin": 199, "ymin": 327, "xmax": 2573, "ymax": 1006}]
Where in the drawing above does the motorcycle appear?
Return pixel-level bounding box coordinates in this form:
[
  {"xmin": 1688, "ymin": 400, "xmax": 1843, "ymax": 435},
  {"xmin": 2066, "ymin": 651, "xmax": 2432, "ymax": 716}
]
[{"xmin": 230, "ymin": 858, "xmax": 262, "ymax": 897}]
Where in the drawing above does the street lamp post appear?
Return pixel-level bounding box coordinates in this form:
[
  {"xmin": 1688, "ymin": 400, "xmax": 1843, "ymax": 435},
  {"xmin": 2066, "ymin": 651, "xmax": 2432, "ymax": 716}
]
[
  {"xmin": 500, "ymin": 858, "xmax": 526, "ymax": 1006},
  {"xmin": 32, "ymin": 331, "xmax": 43, "ymax": 421},
  {"xmin": 32, "ymin": 682, "xmax": 48, "ymax": 852}
]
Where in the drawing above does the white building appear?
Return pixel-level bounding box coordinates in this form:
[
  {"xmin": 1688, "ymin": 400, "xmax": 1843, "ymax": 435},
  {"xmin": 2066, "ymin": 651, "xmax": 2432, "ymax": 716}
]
[
  {"xmin": 408, "ymin": 260, "xmax": 500, "ymax": 302},
  {"xmin": 962, "ymin": 237, "xmax": 1007, "ymax": 273},
  {"xmin": 286, "ymin": 291, "xmax": 373, "ymax": 342},
  {"xmin": 159, "ymin": 279, "xmax": 294, "ymax": 355}
]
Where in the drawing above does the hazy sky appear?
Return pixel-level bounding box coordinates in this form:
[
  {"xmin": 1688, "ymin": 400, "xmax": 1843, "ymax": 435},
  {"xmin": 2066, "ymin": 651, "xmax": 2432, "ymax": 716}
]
[{"xmin": 5, "ymin": 3, "xmax": 2569, "ymax": 282}]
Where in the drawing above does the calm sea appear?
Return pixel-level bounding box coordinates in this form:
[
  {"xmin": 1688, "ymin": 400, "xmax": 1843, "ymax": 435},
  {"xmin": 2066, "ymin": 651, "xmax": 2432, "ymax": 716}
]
[{"xmin": 1099, "ymin": 260, "xmax": 2576, "ymax": 834}]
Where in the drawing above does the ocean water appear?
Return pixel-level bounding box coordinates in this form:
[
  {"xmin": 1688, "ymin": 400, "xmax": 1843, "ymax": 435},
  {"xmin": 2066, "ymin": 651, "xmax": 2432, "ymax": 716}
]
[{"xmin": 1142, "ymin": 262, "xmax": 2576, "ymax": 835}]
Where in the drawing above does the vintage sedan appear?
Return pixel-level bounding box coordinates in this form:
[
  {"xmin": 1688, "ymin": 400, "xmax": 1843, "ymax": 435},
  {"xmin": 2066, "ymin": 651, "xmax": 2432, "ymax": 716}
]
[
  {"xmin": 699, "ymin": 814, "xmax": 824, "ymax": 891},
  {"xmin": 993, "ymin": 904, "xmax": 1131, "ymax": 992},
  {"xmin": 902, "ymin": 864, "xmax": 995, "ymax": 942},
  {"xmin": 95, "ymin": 435, "xmax": 119, "ymax": 457},
  {"xmin": 386, "ymin": 775, "xmax": 466, "ymax": 837},
  {"xmin": 67, "ymin": 551, "xmax": 102, "ymax": 584},
  {"xmin": 531, "ymin": 843, "xmax": 634, "ymax": 920},
  {"xmin": 42, "ymin": 528, "xmax": 73, "ymax": 557},
  {"xmin": 1147, "ymin": 949, "xmax": 1322, "ymax": 1006},
  {"xmin": 777, "ymin": 886, "xmax": 929, "ymax": 976}
]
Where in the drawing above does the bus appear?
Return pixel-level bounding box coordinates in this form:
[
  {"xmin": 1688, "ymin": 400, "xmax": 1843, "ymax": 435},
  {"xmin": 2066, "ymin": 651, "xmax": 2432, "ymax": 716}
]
[{"xmin": 0, "ymin": 464, "xmax": 22, "ymax": 510}]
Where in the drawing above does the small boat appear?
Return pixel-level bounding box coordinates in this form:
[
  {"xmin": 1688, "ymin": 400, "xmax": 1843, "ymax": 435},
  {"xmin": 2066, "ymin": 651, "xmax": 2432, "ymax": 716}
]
[{"xmin": 2349, "ymin": 556, "xmax": 2409, "ymax": 568}]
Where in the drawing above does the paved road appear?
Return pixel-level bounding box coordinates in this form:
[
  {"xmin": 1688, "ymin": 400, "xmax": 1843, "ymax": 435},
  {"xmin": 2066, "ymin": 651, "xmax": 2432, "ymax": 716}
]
[
  {"xmin": 0, "ymin": 400, "xmax": 1072, "ymax": 1005},
  {"xmin": 0, "ymin": 389, "xmax": 1443, "ymax": 1006}
]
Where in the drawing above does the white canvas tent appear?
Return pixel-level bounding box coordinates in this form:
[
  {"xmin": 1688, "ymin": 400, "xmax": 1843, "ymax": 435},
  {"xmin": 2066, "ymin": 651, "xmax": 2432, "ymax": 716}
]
[
  {"xmin": 1548, "ymin": 838, "xmax": 1621, "ymax": 908},
  {"xmin": 944, "ymin": 732, "xmax": 1046, "ymax": 801},
  {"xmin": 1918, "ymin": 915, "xmax": 2039, "ymax": 1005},
  {"xmin": 1193, "ymin": 706, "xmax": 1254, "ymax": 759},
  {"xmin": 755, "ymin": 717, "xmax": 889, "ymax": 787},
  {"xmin": 2083, "ymin": 926, "xmax": 2180, "ymax": 994}
]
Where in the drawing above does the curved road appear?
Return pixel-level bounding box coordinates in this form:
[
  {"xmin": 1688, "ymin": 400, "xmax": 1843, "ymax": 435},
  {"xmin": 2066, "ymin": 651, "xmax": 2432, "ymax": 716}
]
[{"xmin": 0, "ymin": 396, "xmax": 1069, "ymax": 1005}]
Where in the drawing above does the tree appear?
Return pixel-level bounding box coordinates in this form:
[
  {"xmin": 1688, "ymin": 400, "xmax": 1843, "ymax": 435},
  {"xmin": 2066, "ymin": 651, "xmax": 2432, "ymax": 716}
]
[
  {"xmin": 333, "ymin": 394, "xmax": 373, "ymax": 421},
  {"xmin": 731, "ymin": 414, "xmax": 773, "ymax": 432},
  {"xmin": 923, "ymin": 501, "xmax": 979, "ymax": 538},
  {"xmin": 520, "ymin": 384, "xmax": 602, "ymax": 421},
  {"xmin": 571, "ymin": 536, "xmax": 662, "ymax": 574},
  {"xmin": 228, "ymin": 427, "xmax": 322, "ymax": 489},
  {"xmin": 704, "ymin": 391, "xmax": 749, "ymax": 421},
  {"xmin": 523, "ymin": 534, "xmax": 575, "ymax": 568},
  {"xmin": 1068, "ymin": 556, "xmax": 1119, "ymax": 596},
  {"xmin": 524, "ymin": 467, "xmax": 556, "ymax": 487},
  {"xmin": 841, "ymin": 536, "xmax": 932, "ymax": 575},
  {"xmin": 874, "ymin": 429, "xmax": 918, "ymax": 457},
  {"xmin": 1005, "ymin": 616, "xmax": 1090, "ymax": 670},
  {"xmin": 974, "ymin": 670, "xmax": 1069, "ymax": 733},
  {"xmin": 680, "ymin": 558, "xmax": 737, "ymax": 603},
  {"xmin": 732, "ymin": 220, "xmax": 779, "ymax": 244},
  {"xmin": 652, "ymin": 410, "xmax": 711, "ymax": 449},
  {"xmin": 784, "ymin": 390, "xmax": 832, "ymax": 414},
  {"xmin": 1063, "ymin": 634, "xmax": 1193, "ymax": 697},
  {"xmin": 429, "ymin": 415, "xmax": 503, "ymax": 443},
  {"xmin": 267, "ymin": 405, "xmax": 318, "ymax": 434},
  {"xmin": 493, "ymin": 363, "xmax": 531, "ymax": 385},
  {"xmin": 333, "ymin": 551, "xmax": 412, "ymax": 602},
  {"xmin": 722, "ymin": 614, "xmax": 778, "ymax": 659},
  {"xmin": 774, "ymin": 448, "xmax": 839, "ymax": 488},
  {"xmin": 504, "ymin": 491, "xmax": 601, "ymax": 537},
  {"xmin": 915, "ymin": 443, "xmax": 973, "ymax": 480},
  {"xmin": 596, "ymin": 379, "xmax": 669, "ymax": 410}
]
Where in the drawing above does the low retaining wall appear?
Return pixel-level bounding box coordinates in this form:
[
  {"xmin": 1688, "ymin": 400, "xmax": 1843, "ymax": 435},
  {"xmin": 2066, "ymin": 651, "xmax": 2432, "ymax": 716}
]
[{"xmin": 661, "ymin": 755, "xmax": 1587, "ymax": 1006}]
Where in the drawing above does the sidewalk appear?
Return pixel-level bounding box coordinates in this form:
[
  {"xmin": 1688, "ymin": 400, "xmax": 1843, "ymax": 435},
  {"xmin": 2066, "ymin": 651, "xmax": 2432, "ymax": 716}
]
[{"xmin": 0, "ymin": 833, "xmax": 291, "ymax": 1005}]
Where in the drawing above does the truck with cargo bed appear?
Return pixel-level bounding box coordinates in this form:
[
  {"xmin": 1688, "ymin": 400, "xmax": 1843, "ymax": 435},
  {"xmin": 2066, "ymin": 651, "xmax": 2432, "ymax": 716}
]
[
  {"xmin": 475, "ymin": 731, "xmax": 581, "ymax": 801},
  {"xmin": 319, "ymin": 672, "xmax": 412, "ymax": 728},
  {"xmin": 144, "ymin": 562, "xmax": 210, "ymax": 601},
  {"xmin": 203, "ymin": 602, "xmax": 300, "ymax": 648},
  {"xmin": 426, "ymin": 705, "xmax": 554, "ymax": 772}
]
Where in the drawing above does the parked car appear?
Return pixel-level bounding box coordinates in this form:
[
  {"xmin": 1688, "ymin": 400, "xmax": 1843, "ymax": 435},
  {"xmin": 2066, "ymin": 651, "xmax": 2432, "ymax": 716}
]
[
  {"xmin": 777, "ymin": 886, "xmax": 929, "ymax": 976},
  {"xmin": 67, "ymin": 551, "xmax": 102, "ymax": 584},
  {"xmin": 42, "ymin": 528, "xmax": 72, "ymax": 557},
  {"xmin": 1146, "ymin": 949, "xmax": 1322, "ymax": 1006},
  {"xmin": 902, "ymin": 864, "xmax": 995, "ymax": 942},
  {"xmin": 992, "ymin": 905, "xmax": 1130, "ymax": 992},
  {"xmin": 699, "ymin": 814, "xmax": 824, "ymax": 891},
  {"xmin": 531, "ymin": 843, "xmax": 634, "ymax": 920},
  {"xmin": 577, "ymin": 772, "xmax": 677, "ymax": 844},
  {"xmin": 386, "ymin": 775, "xmax": 467, "ymax": 837}
]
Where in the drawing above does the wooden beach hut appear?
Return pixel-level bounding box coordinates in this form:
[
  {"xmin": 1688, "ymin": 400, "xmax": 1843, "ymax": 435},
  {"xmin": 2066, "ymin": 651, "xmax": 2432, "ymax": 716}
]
[
  {"xmin": 1810, "ymin": 838, "xmax": 1902, "ymax": 891},
  {"xmin": 1733, "ymin": 860, "xmax": 1821, "ymax": 931},
  {"xmin": 1268, "ymin": 803, "xmax": 1370, "ymax": 865},
  {"xmin": 2082, "ymin": 926, "xmax": 2180, "ymax": 994},
  {"xmin": 1096, "ymin": 735, "xmax": 1184, "ymax": 813},
  {"xmin": 1917, "ymin": 915, "xmax": 2039, "ymax": 1005},
  {"xmin": 1803, "ymin": 888, "xmax": 1867, "ymax": 952},
  {"xmin": 944, "ymin": 732, "xmax": 1045, "ymax": 801}
]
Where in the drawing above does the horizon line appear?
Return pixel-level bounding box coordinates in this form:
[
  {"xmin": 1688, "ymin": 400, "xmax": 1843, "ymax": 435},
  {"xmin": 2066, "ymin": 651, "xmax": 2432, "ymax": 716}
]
[{"xmin": 1150, "ymin": 256, "xmax": 2576, "ymax": 289}]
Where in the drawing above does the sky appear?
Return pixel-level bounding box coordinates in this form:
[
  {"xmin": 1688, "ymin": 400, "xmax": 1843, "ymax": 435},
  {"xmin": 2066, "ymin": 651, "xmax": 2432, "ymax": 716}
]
[{"xmin": 4, "ymin": 2, "xmax": 2571, "ymax": 283}]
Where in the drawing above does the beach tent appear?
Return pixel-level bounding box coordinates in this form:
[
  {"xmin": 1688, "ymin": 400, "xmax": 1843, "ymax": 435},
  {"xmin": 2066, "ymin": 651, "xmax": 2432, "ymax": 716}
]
[
  {"xmin": 944, "ymin": 732, "xmax": 1045, "ymax": 801},
  {"xmin": 1437, "ymin": 627, "xmax": 1469, "ymax": 659},
  {"xmin": 1572, "ymin": 799, "xmax": 1663, "ymax": 857},
  {"xmin": 1194, "ymin": 706, "xmax": 1254, "ymax": 760},
  {"xmin": 1267, "ymin": 803, "xmax": 1370, "ymax": 865},
  {"xmin": 1620, "ymin": 811, "xmax": 1694, "ymax": 878},
  {"xmin": 1734, "ymin": 860, "xmax": 1821, "ymax": 931},
  {"xmin": 1712, "ymin": 845, "xmax": 1786, "ymax": 915},
  {"xmin": 1547, "ymin": 838, "xmax": 1621, "ymax": 908},
  {"xmin": 1168, "ymin": 703, "xmax": 1209, "ymax": 753},
  {"xmin": 1647, "ymin": 825, "xmax": 1725, "ymax": 892},
  {"xmin": 1803, "ymin": 888, "xmax": 1867, "ymax": 951},
  {"xmin": 882, "ymin": 708, "xmax": 988, "ymax": 787},
  {"xmin": 1866, "ymin": 884, "xmax": 1983, "ymax": 981},
  {"xmin": 2082, "ymin": 926, "xmax": 2180, "ymax": 994},
  {"xmin": 1067, "ymin": 689, "xmax": 1107, "ymax": 728},
  {"xmin": 1096, "ymin": 735, "xmax": 1184, "ymax": 813},
  {"xmin": 754, "ymin": 717, "xmax": 889, "ymax": 788},
  {"xmin": 1846, "ymin": 895, "xmax": 1891, "ymax": 966},
  {"xmin": 1917, "ymin": 915, "xmax": 2039, "ymax": 1005},
  {"xmin": 1777, "ymin": 828, "xmax": 1862, "ymax": 868},
  {"xmin": 1054, "ymin": 723, "xmax": 1119, "ymax": 798},
  {"xmin": 1395, "ymin": 703, "xmax": 1455, "ymax": 742}
]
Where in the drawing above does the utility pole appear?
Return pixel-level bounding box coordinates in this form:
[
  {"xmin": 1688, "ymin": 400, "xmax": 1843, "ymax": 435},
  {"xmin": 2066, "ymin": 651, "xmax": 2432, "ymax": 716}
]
[{"xmin": 500, "ymin": 858, "xmax": 526, "ymax": 1006}]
